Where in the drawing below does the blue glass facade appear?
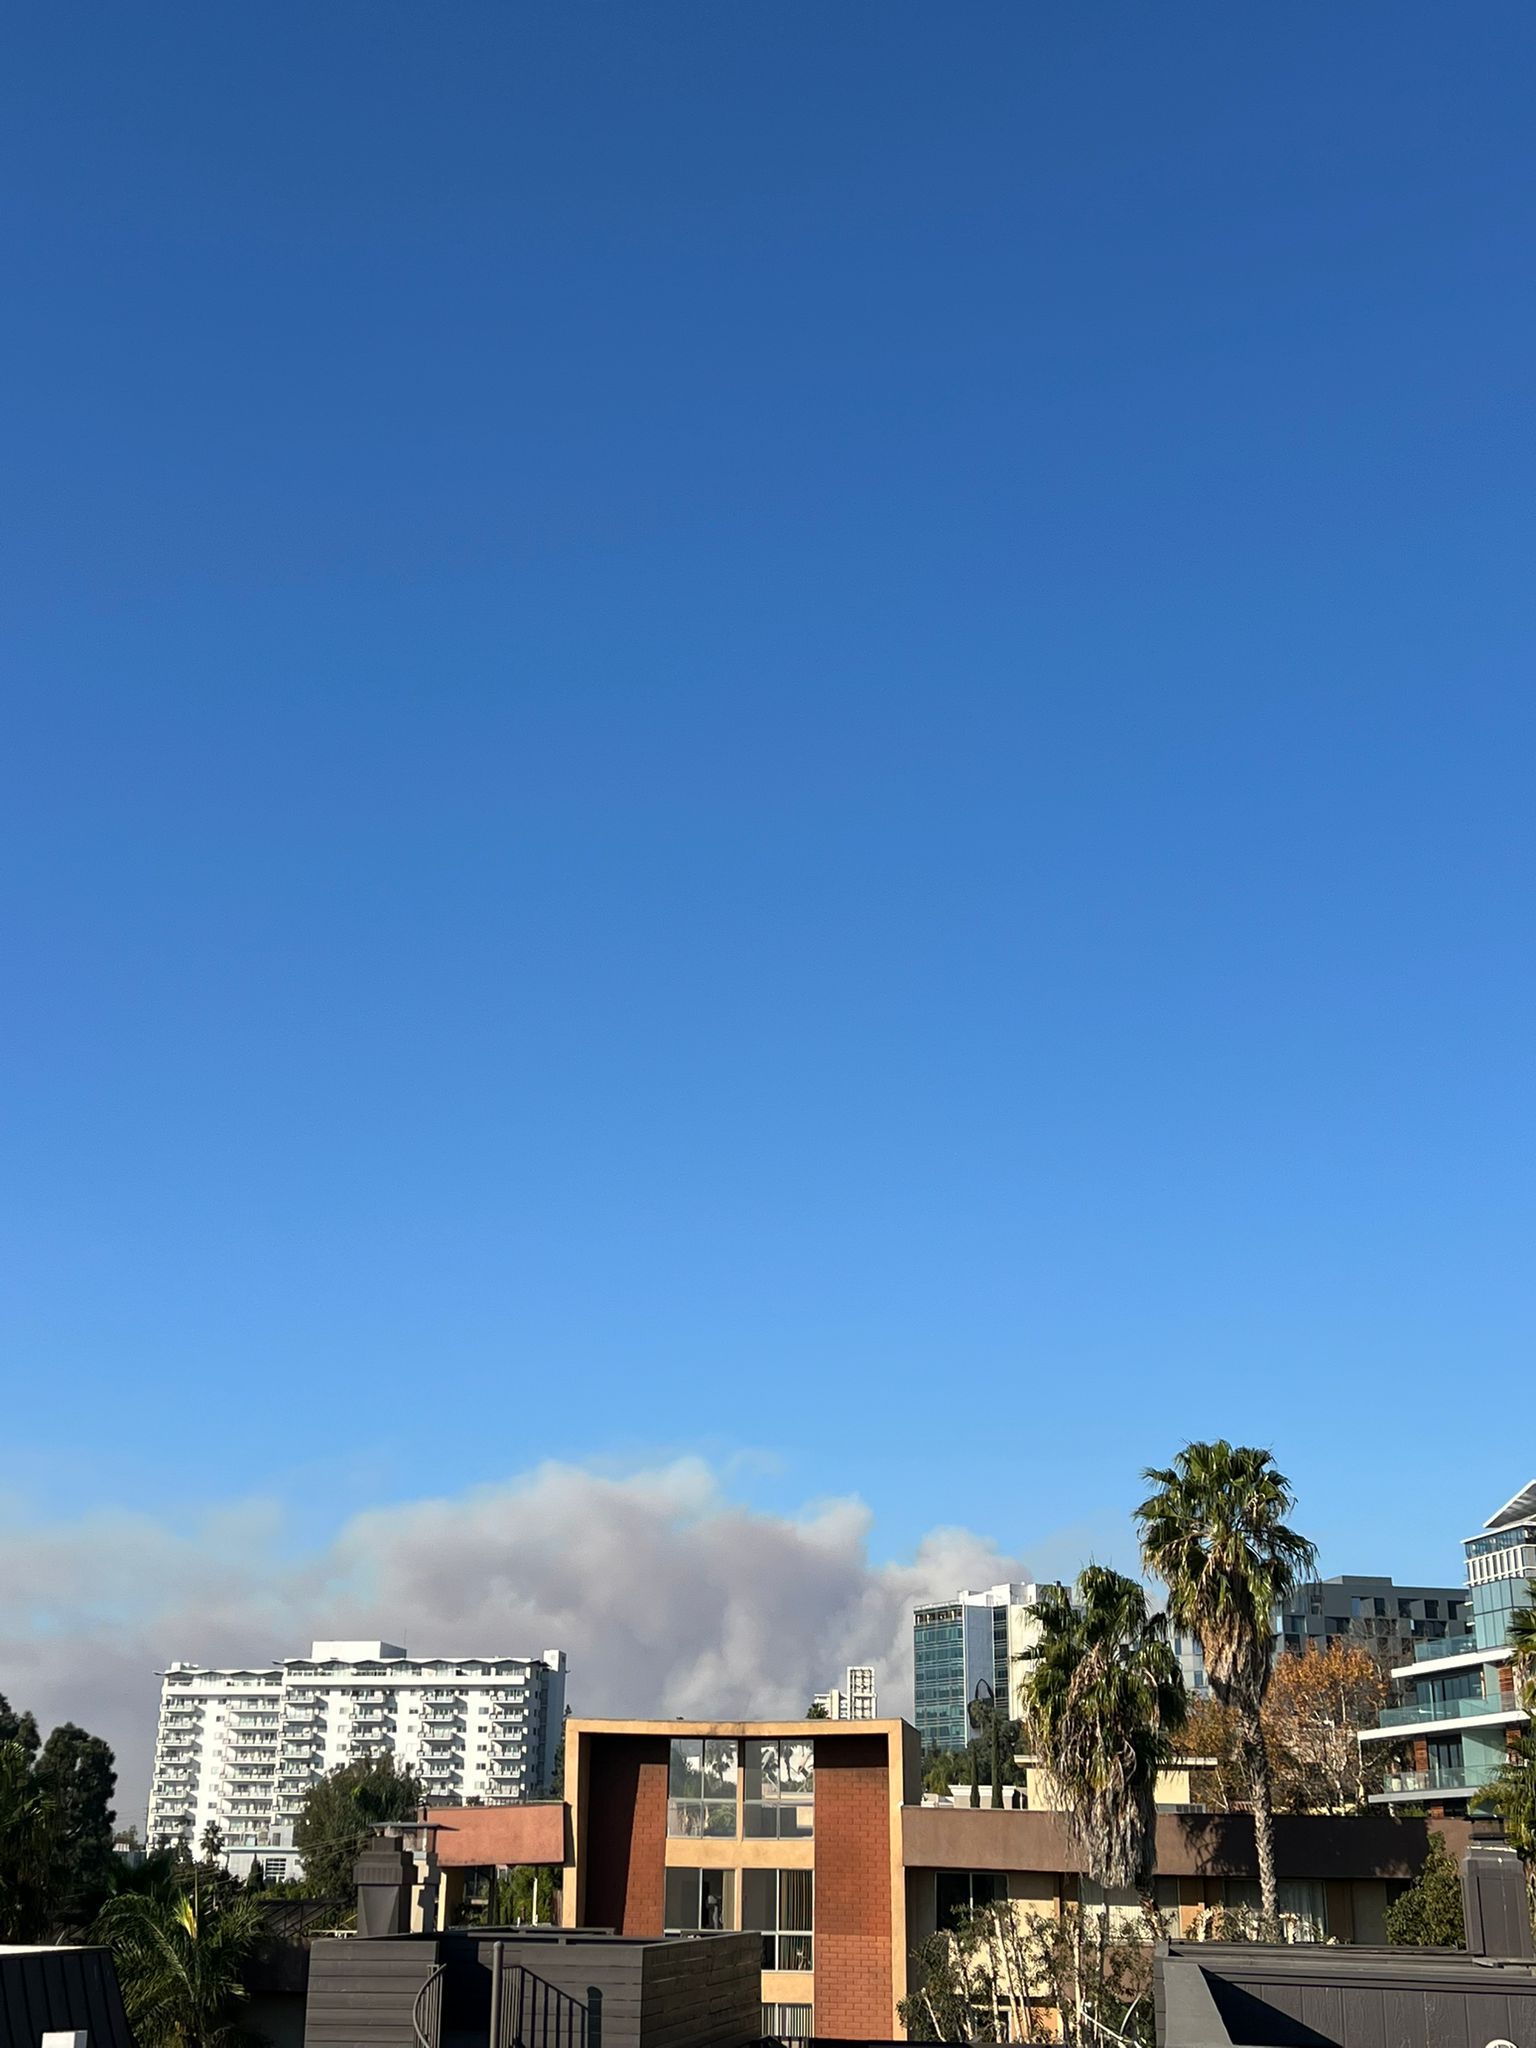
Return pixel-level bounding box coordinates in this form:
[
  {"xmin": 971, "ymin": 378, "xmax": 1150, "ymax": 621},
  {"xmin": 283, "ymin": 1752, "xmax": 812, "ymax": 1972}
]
[{"xmin": 913, "ymin": 1604, "xmax": 966, "ymax": 1754}]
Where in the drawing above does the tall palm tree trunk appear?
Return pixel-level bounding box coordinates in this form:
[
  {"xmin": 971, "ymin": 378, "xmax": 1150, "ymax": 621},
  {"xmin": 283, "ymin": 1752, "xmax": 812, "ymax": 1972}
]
[{"xmin": 1241, "ymin": 1708, "xmax": 1279, "ymax": 1926}]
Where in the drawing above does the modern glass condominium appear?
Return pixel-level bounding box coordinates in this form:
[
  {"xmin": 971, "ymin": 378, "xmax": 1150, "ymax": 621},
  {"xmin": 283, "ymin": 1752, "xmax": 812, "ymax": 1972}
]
[
  {"xmin": 912, "ymin": 1582, "xmax": 1046, "ymax": 1754},
  {"xmin": 1361, "ymin": 1481, "xmax": 1535, "ymax": 1809}
]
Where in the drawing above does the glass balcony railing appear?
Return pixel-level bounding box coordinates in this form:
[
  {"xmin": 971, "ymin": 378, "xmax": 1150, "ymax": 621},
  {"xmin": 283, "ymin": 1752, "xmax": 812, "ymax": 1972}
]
[
  {"xmin": 1382, "ymin": 1765, "xmax": 1476, "ymax": 1794},
  {"xmin": 1377, "ymin": 1696, "xmax": 1512, "ymax": 1728},
  {"xmin": 1401, "ymin": 1635, "xmax": 1485, "ymax": 1664}
]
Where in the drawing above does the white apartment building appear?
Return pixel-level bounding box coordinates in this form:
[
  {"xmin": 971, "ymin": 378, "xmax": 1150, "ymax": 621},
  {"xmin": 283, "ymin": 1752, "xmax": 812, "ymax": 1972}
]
[
  {"xmin": 813, "ymin": 1665, "xmax": 879, "ymax": 1720},
  {"xmin": 146, "ymin": 1640, "xmax": 567, "ymax": 1880}
]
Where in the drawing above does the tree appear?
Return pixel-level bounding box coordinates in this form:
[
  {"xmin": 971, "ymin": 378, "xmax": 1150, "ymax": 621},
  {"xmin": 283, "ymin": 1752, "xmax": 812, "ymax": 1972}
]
[
  {"xmin": 198, "ymin": 1820, "xmax": 226, "ymax": 1868},
  {"xmin": 0, "ymin": 1697, "xmax": 40, "ymax": 1759},
  {"xmin": 293, "ymin": 1754, "xmax": 423, "ymax": 1901},
  {"xmin": 1171, "ymin": 1696, "xmax": 1246, "ymax": 1813},
  {"xmin": 497, "ymin": 1863, "xmax": 560, "ymax": 1924},
  {"xmin": 1136, "ymin": 1441, "xmax": 1317, "ymax": 1923},
  {"xmin": 899, "ymin": 1895, "xmax": 1160, "ymax": 2046},
  {"xmin": 1474, "ymin": 1731, "xmax": 1536, "ymax": 1861},
  {"xmin": 1507, "ymin": 1580, "xmax": 1536, "ymax": 1710},
  {"xmin": 34, "ymin": 1722, "xmax": 117, "ymax": 1932},
  {"xmin": 968, "ymin": 1690, "xmax": 1015, "ymax": 1810},
  {"xmin": 549, "ymin": 1706, "xmax": 571, "ymax": 1799},
  {"xmin": 805, "ymin": 1700, "xmax": 830, "ymax": 1719},
  {"xmin": 921, "ymin": 1749, "xmax": 967, "ymax": 1797},
  {"xmin": 1385, "ymin": 1834, "xmax": 1465, "ymax": 1948},
  {"xmin": 94, "ymin": 1884, "xmax": 267, "ymax": 2048},
  {"xmin": 1019, "ymin": 1567, "xmax": 1185, "ymax": 1894},
  {"xmin": 1264, "ymin": 1640, "xmax": 1388, "ymax": 1814},
  {"xmin": 0, "ymin": 1739, "xmax": 64, "ymax": 1940}
]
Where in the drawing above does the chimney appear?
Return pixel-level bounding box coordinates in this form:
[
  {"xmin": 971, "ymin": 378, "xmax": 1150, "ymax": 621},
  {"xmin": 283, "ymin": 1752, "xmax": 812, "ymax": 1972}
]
[{"xmin": 1461, "ymin": 1820, "xmax": 1534, "ymax": 1960}]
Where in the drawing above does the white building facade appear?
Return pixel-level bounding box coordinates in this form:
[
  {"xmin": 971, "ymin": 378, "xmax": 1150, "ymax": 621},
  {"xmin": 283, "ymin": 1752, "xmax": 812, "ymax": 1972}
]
[
  {"xmin": 812, "ymin": 1665, "xmax": 878, "ymax": 1721},
  {"xmin": 146, "ymin": 1640, "xmax": 567, "ymax": 1879}
]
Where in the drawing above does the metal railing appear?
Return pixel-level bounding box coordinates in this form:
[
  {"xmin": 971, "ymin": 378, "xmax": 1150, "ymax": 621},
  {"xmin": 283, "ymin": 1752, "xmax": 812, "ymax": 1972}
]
[
  {"xmin": 488, "ymin": 1942, "xmax": 600, "ymax": 2048},
  {"xmin": 412, "ymin": 1961, "xmax": 446, "ymax": 2048}
]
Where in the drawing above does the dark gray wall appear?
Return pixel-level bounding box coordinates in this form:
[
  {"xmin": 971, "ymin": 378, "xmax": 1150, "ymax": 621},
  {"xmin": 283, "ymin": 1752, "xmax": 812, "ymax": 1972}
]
[
  {"xmin": 0, "ymin": 1946, "xmax": 135, "ymax": 2048},
  {"xmin": 303, "ymin": 1930, "xmax": 760, "ymax": 2048},
  {"xmin": 304, "ymin": 1936, "xmax": 444, "ymax": 2048},
  {"xmin": 1156, "ymin": 1941, "xmax": 1536, "ymax": 2048}
]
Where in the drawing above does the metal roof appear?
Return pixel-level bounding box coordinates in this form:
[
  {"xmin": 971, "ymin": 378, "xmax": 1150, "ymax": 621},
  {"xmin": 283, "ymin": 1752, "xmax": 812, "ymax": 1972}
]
[{"xmin": 1484, "ymin": 1478, "xmax": 1536, "ymax": 1532}]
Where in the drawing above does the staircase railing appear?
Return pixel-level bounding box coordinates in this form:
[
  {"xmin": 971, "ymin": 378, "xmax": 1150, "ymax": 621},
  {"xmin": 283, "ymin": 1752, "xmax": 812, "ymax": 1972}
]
[
  {"xmin": 412, "ymin": 1960, "xmax": 447, "ymax": 2048},
  {"xmin": 488, "ymin": 1941, "xmax": 599, "ymax": 2048}
]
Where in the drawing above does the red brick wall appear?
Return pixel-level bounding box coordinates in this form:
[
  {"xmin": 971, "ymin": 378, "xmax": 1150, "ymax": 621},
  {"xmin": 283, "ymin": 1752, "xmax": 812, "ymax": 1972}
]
[
  {"xmin": 812, "ymin": 1735, "xmax": 893, "ymax": 2039},
  {"xmin": 582, "ymin": 1735, "xmax": 669, "ymax": 1935}
]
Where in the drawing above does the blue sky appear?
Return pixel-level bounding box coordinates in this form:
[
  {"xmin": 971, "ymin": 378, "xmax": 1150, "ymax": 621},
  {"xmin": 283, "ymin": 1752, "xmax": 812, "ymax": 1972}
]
[{"xmin": 3, "ymin": 2, "xmax": 1534, "ymax": 1629}]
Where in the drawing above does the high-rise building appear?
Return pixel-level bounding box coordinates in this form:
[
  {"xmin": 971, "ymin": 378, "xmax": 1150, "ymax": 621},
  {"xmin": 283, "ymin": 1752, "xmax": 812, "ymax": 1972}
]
[
  {"xmin": 912, "ymin": 1583, "xmax": 1047, "ymax": 1754},
  {"xmin": 812, "ymin": 1666, "xmax": 878, "ymax": 1721},
  {"xmin": 1361, "ymin": 1481, "xmax": 1535, "ymax": 1811},
  {"xmin": 1172, "ymin": 1574, "xmax": 1474, "ymax": 1700},
  {"xmin": 146, "ymin": 1640, "xmax": 567, "ymax": 1878}
]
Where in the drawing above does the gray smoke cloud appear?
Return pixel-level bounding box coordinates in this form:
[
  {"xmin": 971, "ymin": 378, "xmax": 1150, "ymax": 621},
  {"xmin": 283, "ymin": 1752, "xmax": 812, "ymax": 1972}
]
[{"xmin": 0, "ymin": 1458, "xmax": 1078, "ymax": 1824}]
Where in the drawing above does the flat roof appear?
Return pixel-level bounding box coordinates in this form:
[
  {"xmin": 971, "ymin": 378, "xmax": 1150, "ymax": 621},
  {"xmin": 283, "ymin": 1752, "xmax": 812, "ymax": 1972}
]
[{"xmin": 567, "ymin": 1715, "xmax": 911, "ymax": 1737}]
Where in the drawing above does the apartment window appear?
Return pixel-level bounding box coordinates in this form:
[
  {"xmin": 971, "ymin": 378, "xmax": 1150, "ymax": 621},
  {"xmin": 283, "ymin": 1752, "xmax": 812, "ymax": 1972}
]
[
  {"xmin": 935, "ymin": 1871, "xmax": 1000, "ymax": 1930},
  {"xmin": 743, "ymin": 1869, "xmax": 812, "ymax": 1972},
  {"xmin": 761, "ymin": 2005, "xmax": 812, "ymax": 2040},
  {"xmin": 744, "ymin": 1740, "xmax": 814, "ymax": 1839},
  {"xmin": 664, "ymin": 1867, "xmax": 735, "ymax": 1932},
  {"xmin": 1221, "ymin": 1880, "xmax": 1327, "ymax": 1942},
  {"xmin": 668, "ymin": 1738, "xmax": 738, "ymax": 1837}
]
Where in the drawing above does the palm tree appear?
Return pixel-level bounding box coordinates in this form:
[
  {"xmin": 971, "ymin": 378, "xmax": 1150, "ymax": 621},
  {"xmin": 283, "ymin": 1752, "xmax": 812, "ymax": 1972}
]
[
  {"xmin": 1135, "ymin": 1441, "xmax": 1317, "ymax": 1924},
  {"xmin": 1506, "ymin": 1581, "xmax": 1536, "ymax": 1711},
  {"xmin": 93, "ymin": 1885, "xmax": 267, "ymax": 2048},
  {"xmin": 1018, "ymin": 1566, "xmax": 1186, "ymax": 1896}
]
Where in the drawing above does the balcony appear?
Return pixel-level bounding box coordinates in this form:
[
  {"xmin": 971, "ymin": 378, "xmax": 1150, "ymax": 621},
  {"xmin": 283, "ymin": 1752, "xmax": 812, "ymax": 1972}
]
[
  {"xmin": 1408, "ymin": 1635, "xmax": 1482, "ymax": 1663},
  {"xmin": 1382, "ymin": 1765, "xmax": 1475, "ymax": 1795},
  {"xmin": 1376, "ymin": 1696, "xmax": 1516, "ymax": 1728}
]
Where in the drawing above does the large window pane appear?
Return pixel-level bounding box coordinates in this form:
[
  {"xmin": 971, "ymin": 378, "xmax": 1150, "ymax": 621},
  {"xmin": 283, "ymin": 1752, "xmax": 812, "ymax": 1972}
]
[
  {"xmin": 703, "ymin": 1739, "xmax": 739, "ymax": 1799},
  {"xmin": 742, "ymin": 1869, "xmax": 776, "ymax": 1932},
  {"xmin": 780, "ymin": 1870, "xmax": 813, "ymax": 1932},
  {"xmin": 781, "ymin": 1743, "xmax": 814, "ymax": 1796},
  {"xmin": 777, "ymin": 1934, "xmax": 813, "ymax": 1973},
  {"xmin": 701, "ymin": 1869, "xmax": 734, "ymax": 1932},
  {"xmin": 743, "ymin": 1801, "xmax": 779, "ymax": 1838},
  {"xmin": 669, "ymin": 1739, "xmax": 703, "ymax": 1799},
  {"xmin": 744, "ymin": 1740, "xmax": 778, "ymax": 1801},
  {"xmin": 703, "ymin": 1800, "xmax": 737, "ymax": 1837},
  {"xmin": 665, "ymin": 1869, "xmax": 700, "ymax": 1931}
]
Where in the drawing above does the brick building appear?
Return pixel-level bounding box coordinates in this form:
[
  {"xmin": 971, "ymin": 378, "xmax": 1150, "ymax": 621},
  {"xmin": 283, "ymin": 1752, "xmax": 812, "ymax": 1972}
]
[{"xmin": 558, "ymin": 1717, "xmax": 1459, "ymax": 2040}]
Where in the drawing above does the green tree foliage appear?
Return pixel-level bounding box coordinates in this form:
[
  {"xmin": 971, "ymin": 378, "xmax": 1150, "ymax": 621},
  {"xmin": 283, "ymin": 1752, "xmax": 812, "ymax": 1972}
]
[
  {"xmin": 805, "ymin": 1700, "xmax": 830, "ymax": 1718},
  {"xmin": 293, "ymin": 1754, "xmax": 423, "ymax": 1901},
  {"xmin": 36, "ymin": 1723, "xmax": 118, "ymax": 1928},
  {"xmin": 199, "ymin": 1820, "xmax": 226, "ymax": 1867},
  {"xmin": 0, "ymin": 1703, "xmax": 118, "ymax": 1939},
  {"xmin": 549, "ymin": 1705, "xmax": 571, "ymax": 1799},
  {"xmin": 899, "ymin": 1897, "xmax": 1159, "ymax": 2045},
  {"xmin": 1136, "ymin": 1441, "xmax": 1316, "ymax": 1922},
  {"xmin": 1385, "ymin": 1834, "xmax": 1465, "ymax": 1948},
  {"xmin": 0, "ymin": 1696, "xmax": 40, "ymax": 1758},
  {"xmin": 0, "ymin": 1739, "xmax": 64, "ymax": 1940},
  {"xmin": 1475, "ymin": 1731, "xmax": 1536, "ymax": 1860},
  {"xmin": 1018, "ymin": 1566, "xmax": 1185, "ymax": 1895},
  {"xmin": 1507, "ymin": 1581, "xmax": 1536, "ymax": 1711},
  {"xmin": 94, "ymin": 1884, "xmax": 268, "ymax": 2048},
  {"xmin": 495, "ymin": 1864, "xmax": 560, "ymax": 1924}
]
